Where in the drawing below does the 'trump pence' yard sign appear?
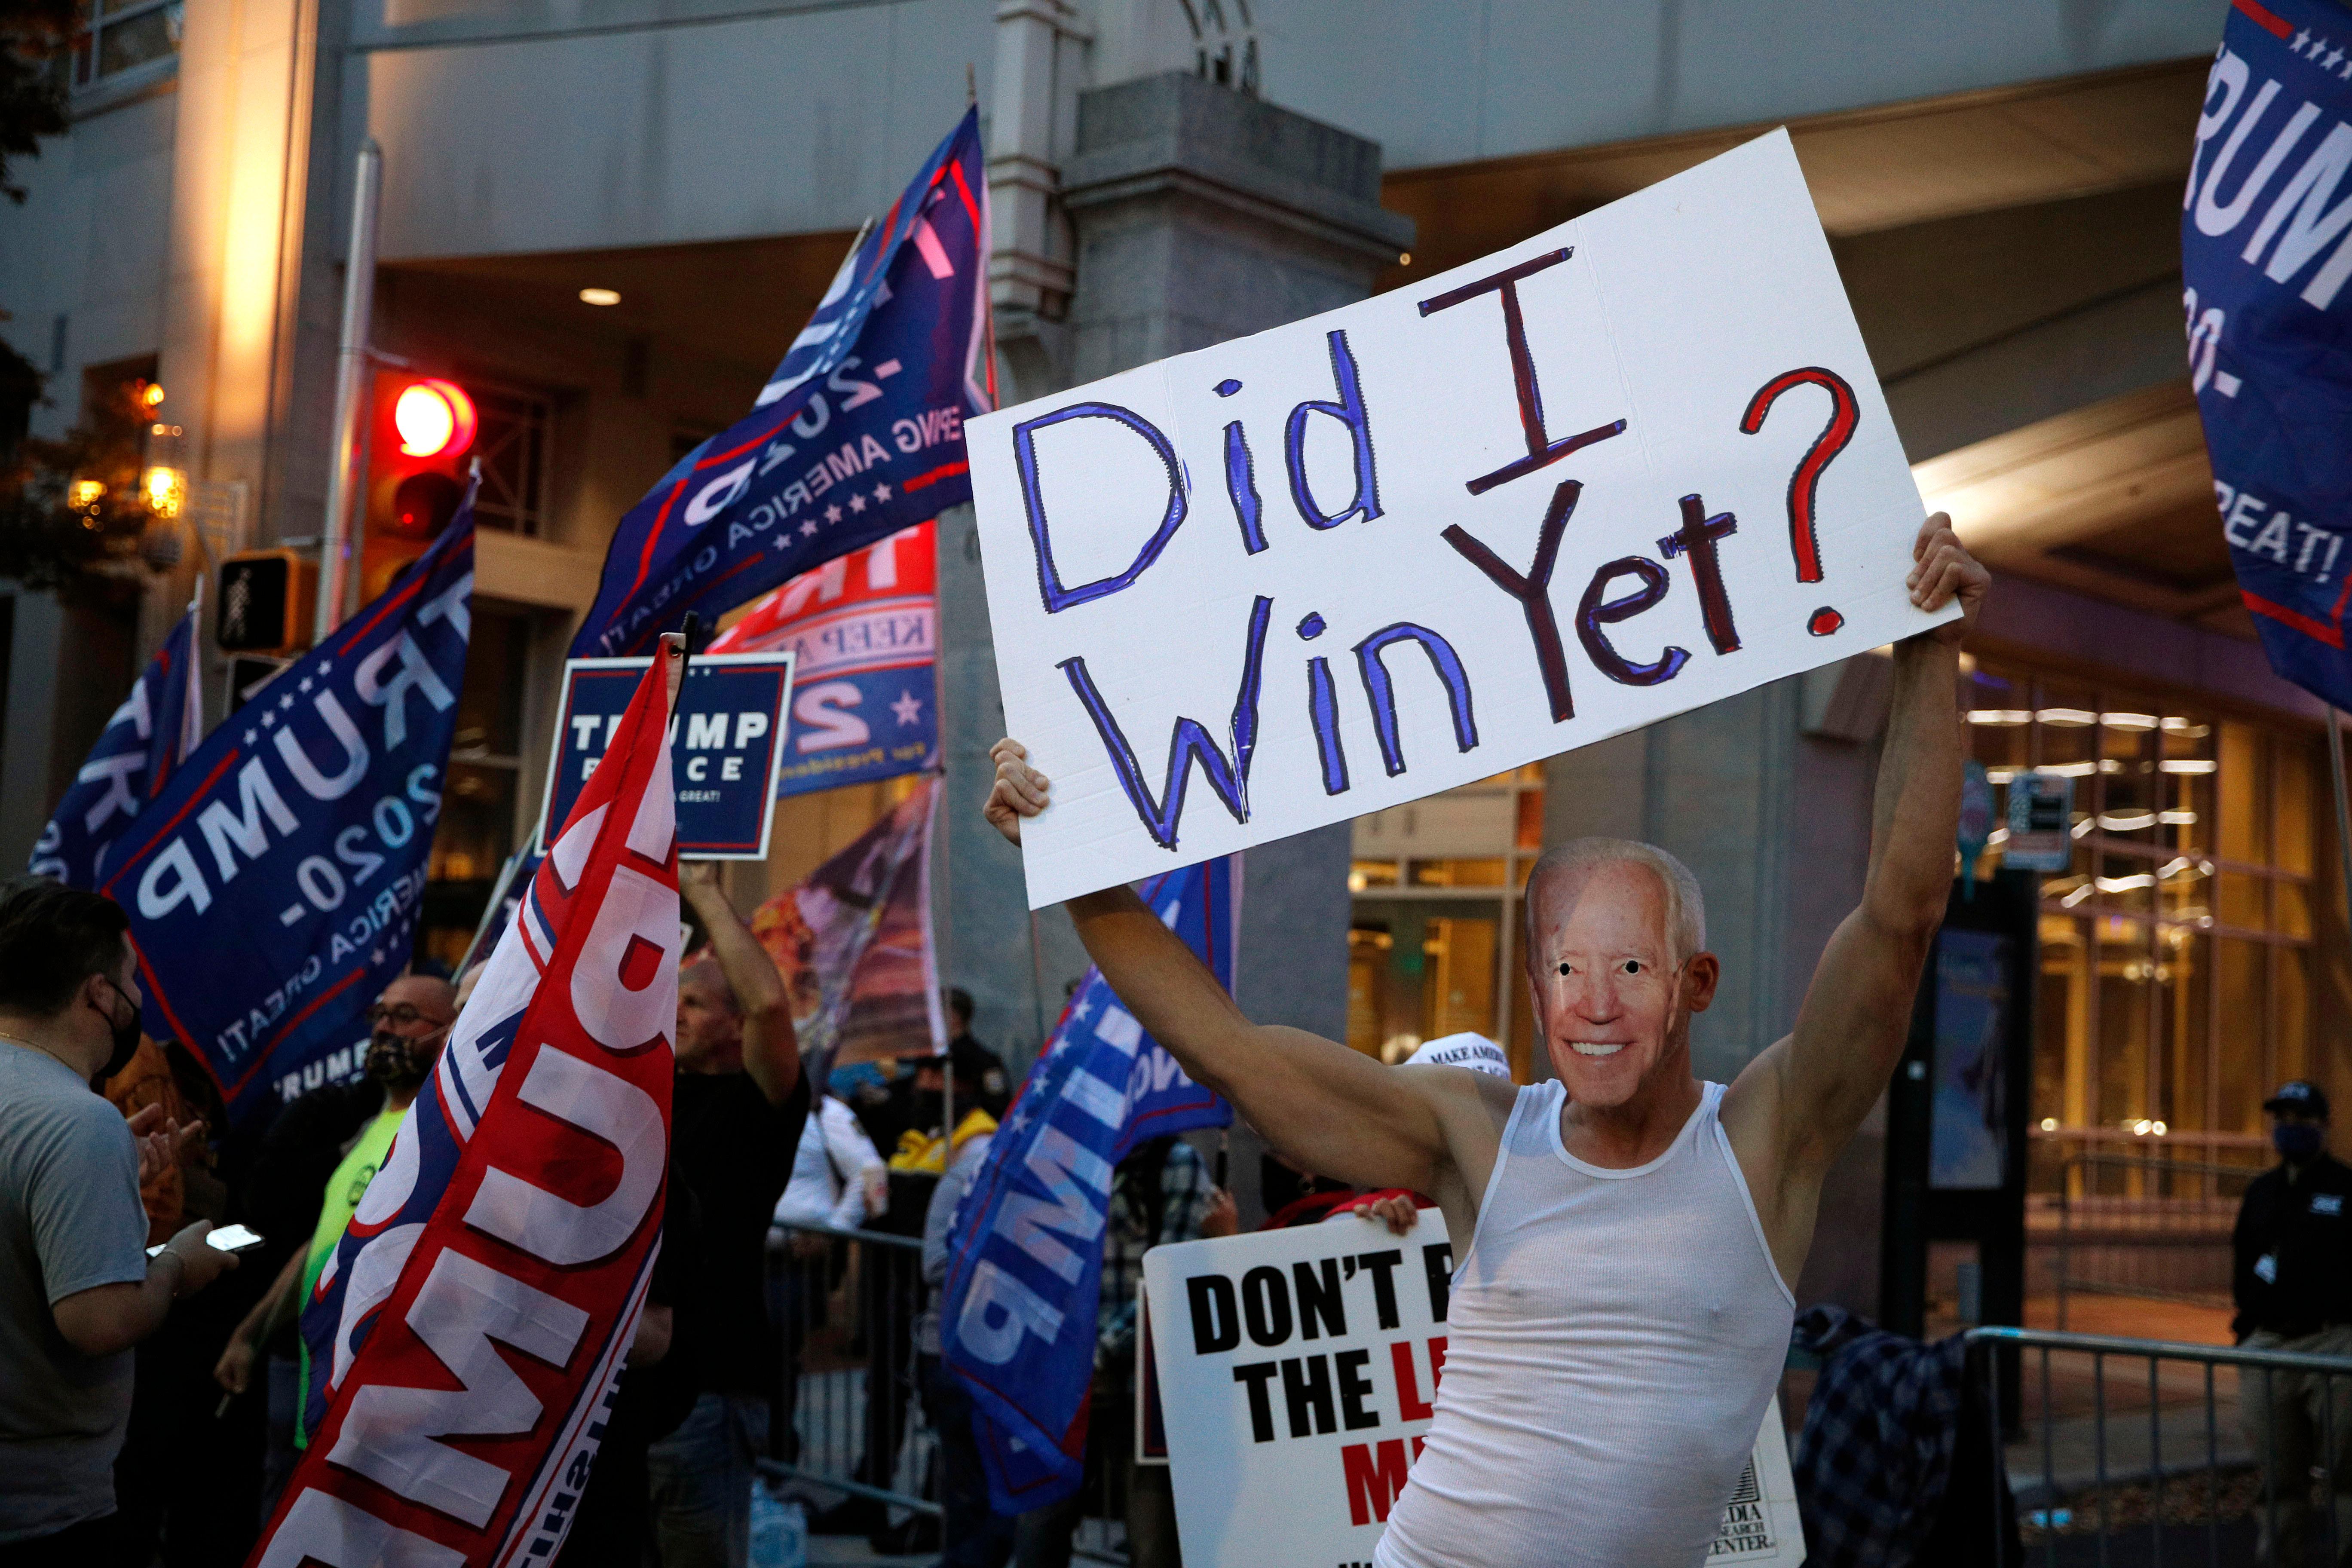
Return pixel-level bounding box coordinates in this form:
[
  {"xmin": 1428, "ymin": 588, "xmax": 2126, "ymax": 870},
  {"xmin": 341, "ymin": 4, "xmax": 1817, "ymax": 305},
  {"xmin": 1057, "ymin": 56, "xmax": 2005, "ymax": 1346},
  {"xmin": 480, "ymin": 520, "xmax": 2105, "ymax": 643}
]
[{"xmin": 968, "ymin": 131, "xmax": 1954, "ymax": 908}]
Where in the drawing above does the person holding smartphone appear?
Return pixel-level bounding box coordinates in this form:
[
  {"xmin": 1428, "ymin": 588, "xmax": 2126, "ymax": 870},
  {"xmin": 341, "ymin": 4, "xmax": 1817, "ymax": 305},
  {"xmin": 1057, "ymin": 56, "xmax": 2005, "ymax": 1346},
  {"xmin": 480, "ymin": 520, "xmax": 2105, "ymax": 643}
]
[{"xmin": 0, "ymin": 879, "xmax": 239, "ymax": 1566}]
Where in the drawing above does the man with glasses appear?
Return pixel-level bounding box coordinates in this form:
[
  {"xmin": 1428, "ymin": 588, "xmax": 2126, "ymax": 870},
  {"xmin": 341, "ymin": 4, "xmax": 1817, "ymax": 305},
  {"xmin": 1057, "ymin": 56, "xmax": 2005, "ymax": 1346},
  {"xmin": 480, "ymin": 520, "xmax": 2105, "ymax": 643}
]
[
  {"xmin": 211, "ymin": 974, "xmax": 455, "ymax": 1461},
  {"xmin": 983, "ymin": 515, "xmax": 1987, "ymax": 1568},
  {"xmin": 2233, "ymin": 1079, "xmax": 2352, "ymax": 1565}
]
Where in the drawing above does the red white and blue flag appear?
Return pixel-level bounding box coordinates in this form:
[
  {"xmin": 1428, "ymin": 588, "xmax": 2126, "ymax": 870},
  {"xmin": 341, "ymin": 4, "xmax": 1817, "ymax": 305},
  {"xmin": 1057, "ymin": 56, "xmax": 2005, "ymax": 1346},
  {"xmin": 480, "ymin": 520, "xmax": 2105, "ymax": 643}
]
[
  {"xmin": 709, "ymin": 520, "xmax": 939, "ymax": 795},
  {"xmin": 2186, "ymin": 0, "xmax": 2352, "ymax": 704},
  {"xmin": 939, "ymin": 855, "xmax": 1237, "ymax": 1514},
  {"xmin": 257, "ymin": 652, "xmax": 682, "ymax": 1568},
  {"xmin": 573, "ymin": 109, "xmax": 990, "ymax": 659},
  {"xmin": 30, "ymin": 591, "xmax": 204, "ymax": 887}
]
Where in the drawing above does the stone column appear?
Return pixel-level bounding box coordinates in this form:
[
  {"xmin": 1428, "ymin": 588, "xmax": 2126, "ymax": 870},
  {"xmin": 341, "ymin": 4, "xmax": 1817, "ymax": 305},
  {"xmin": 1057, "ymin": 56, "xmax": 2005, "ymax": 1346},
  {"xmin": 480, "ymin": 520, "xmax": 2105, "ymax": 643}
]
[{"xmin": 938, "ymin": 72, "xmax": 1410, "ymax": 1135}]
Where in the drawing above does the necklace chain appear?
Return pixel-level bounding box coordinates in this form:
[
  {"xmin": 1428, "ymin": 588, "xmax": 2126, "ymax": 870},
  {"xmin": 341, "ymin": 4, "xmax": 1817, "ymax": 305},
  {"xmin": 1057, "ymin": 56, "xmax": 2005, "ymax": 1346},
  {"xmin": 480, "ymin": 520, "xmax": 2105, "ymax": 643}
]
[{"xmin": 0, "ymin": 1029, "xmax": 79, "ymax": 1072}]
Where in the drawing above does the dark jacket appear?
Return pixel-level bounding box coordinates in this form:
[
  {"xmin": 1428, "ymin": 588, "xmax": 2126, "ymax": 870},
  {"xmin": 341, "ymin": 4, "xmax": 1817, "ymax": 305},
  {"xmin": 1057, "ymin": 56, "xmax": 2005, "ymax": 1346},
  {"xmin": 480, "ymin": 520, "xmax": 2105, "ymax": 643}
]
[{"xmin": 2232, "ymin": 1151, "xmax": 2352, "ymax": 1341}]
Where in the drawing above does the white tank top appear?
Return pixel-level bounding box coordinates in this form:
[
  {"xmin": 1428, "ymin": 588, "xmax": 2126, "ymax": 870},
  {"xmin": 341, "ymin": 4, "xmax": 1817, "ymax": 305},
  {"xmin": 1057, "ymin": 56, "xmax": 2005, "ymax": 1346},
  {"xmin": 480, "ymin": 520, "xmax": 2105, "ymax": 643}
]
[{"xmin": 1374, "ymin": 1079, "xmax": 1795, "ymax": 1568}]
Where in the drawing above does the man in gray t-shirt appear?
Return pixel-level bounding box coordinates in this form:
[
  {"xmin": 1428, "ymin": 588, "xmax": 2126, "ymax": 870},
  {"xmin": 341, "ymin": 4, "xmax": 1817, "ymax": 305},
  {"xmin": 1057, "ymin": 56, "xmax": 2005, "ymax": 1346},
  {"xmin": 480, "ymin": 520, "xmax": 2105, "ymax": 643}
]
[{"xmin": 0, "ymin": 879, "xmax": 236, "ymax": 1553}]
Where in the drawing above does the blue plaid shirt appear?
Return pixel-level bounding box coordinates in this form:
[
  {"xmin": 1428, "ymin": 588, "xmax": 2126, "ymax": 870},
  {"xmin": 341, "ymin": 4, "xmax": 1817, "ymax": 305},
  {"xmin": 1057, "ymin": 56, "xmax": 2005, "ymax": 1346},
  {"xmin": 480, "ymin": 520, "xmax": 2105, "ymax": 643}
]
[{"xmin": 1096, "ymin": 1138, "xmax": 1213, "ymax": 1367}]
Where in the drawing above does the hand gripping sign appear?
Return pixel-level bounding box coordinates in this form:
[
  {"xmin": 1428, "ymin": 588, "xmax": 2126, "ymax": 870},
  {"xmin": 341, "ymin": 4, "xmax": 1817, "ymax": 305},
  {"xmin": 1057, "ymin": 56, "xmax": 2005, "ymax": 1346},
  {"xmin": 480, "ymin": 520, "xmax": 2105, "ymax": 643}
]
[
  {"xmin": 264, "ymin": 649, "xmax": 680, "ymax": 1568},
  {"xmin": 967, "ymin": 131, "xmax": 1954, "ymax": 908},
  {"xmin": 1139, "ymin": 1216, "xmax": 1804, "ymax": 1568}
]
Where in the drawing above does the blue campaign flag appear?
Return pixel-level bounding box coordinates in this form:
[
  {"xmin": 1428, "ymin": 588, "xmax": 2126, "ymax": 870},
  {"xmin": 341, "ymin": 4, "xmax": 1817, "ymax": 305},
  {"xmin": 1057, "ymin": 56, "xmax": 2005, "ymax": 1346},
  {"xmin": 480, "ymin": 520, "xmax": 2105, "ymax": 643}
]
[
  {"xmin": 100, "ymin": 508, "xmax": 476, "ymax": 1121},
  {"xmin": 940, "ymin": 856, "xmax": 1237, "ymax": 1514},
  {"xmin": 572, "ymin": 110, "xmax": 990, "ymax": 659},
  {"xmin": 2185, "ymin": 0, "xmax": 2352, "ymax": 705},
  {"xmin": 30, "ymin": 596, "xmax": 204, "ymax": 887}
]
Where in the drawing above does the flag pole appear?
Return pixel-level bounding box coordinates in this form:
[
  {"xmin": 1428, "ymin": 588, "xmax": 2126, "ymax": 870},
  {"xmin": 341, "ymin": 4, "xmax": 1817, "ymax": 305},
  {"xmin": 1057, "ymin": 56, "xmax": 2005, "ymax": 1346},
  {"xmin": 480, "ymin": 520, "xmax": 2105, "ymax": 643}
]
[{"xmin": 317, "ymin": 141, "xmax": 383, "ymax": 644}]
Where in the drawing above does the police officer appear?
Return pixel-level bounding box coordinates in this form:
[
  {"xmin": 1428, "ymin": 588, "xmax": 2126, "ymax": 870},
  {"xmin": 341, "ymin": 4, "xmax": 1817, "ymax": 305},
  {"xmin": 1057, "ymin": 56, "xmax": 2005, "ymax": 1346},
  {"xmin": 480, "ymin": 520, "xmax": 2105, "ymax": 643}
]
[{"xmin": 2234, "ymin": 1079, "xmax": 2352, "ymax": 1565}]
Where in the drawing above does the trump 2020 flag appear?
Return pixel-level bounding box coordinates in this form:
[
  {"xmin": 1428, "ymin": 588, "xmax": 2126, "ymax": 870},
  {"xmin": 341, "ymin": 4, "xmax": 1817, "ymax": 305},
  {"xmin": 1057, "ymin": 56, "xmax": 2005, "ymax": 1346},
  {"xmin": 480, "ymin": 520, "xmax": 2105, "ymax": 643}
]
[
  {"xmin": 2185, "ymin": 0, "xmax": 2352, "ymax": 704},
  {"xmin": 269, "ymin": 650, "xmax": 680, "ymax": 1568},
  {"xmin": 709, "ymin": 521, "xmax": 939, "ymax": 795},
  {"xmin": 573, "ymin": 110, "xmax": 990, "ymax": 659},
  {"xmin": 30, "ymin": 594, "xmax": 204, "ymax": 886},
  {"xmin": 940, "ymin": 855, "xmax": 1236, "ymax": 1514},
  {"xmin": 100, "ymin": 508, "xmax": 475, "ymax": 1121}
]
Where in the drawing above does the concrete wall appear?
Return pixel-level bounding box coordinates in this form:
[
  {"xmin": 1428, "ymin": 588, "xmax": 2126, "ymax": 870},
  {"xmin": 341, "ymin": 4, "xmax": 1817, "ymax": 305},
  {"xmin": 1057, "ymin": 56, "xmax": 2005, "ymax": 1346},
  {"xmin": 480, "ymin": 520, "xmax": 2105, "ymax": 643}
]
[
  {"xmin": 312, "ymin": 0, "xmax": 2229, "ymax": 270},
  {"xmin": 1265, "ymin": 0, "xmax": 2219, "ymax": 171},
  {"xmin": 0, "ymin": 90, "xmax": 177, "ymax": 439}
]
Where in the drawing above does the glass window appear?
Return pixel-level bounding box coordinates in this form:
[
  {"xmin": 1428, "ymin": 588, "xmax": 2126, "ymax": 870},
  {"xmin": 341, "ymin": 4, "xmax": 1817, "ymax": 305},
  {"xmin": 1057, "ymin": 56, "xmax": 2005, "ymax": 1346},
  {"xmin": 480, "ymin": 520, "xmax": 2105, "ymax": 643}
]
[
  {"xmin": 2215, "ymin": 938, "xmax": 2269, "ymax": 1135},
  {"xmin": 70, "ymin": 0, "xmax": 180, "ymax": 90},
  {"xmin": 419, "ymin": 607, "xmax": 532, "ymax": 970},
  {"xmin": 1348, "ymin": 766, "xmax": 1544, "ymax": 1077},
  {"xmin": 469, "ymin": 387, "xmax": 554, "ymax": 537},
  {"xmin": 2217, "ymin": 722, "xmax": 2267, "ymax": 865},
  {"xmin": 2274, "ymin": 734, "xmax": 2315, "ymax": 877},
  {"xmin": 1988, "ymin": 653, "xmax": 2326, "ymax": 1183},
  {"xmin": 2094, "ymin": 916, "xmax": 2153, "ymax": 1130},
  {"xmin": 1421, "ymin": 917, "xmax": 1498, "ymax": 1042}
]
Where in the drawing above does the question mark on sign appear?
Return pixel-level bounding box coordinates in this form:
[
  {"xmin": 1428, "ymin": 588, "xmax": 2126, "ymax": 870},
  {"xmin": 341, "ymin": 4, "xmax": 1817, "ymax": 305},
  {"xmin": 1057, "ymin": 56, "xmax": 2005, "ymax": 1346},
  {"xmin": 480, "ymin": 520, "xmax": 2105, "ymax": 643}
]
[{"xmin": 1738, "ymin": 366, "xmax": 1859, "ymax": 637}]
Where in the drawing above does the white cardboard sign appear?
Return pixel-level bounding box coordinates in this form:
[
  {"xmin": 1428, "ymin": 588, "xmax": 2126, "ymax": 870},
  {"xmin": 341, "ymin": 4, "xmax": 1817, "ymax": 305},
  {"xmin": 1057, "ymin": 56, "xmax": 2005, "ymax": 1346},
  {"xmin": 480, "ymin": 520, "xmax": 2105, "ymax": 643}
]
[
  {"xmin": 968, "ymin": 131, "xmax": 1951, "ymax": 908},
  {"xmin": 1139, "ymin": 1215, "xmax": 1804, "ymax": 1567}
]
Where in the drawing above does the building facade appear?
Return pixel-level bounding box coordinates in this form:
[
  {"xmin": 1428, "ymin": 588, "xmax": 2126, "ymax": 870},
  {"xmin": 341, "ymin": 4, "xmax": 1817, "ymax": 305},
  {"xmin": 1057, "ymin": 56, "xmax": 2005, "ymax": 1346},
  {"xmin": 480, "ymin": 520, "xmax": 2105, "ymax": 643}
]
[{"xmin": 3, "ymin": 0, "xmax": 2335, "ymax": 1306}]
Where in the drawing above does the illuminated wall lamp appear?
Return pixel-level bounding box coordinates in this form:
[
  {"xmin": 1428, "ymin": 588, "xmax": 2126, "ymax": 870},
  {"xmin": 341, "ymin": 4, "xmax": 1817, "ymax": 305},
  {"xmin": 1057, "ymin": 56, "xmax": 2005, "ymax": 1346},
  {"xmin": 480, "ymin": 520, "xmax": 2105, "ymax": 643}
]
[{"xmin": 142, "ymin": 465, "xmax": 187, "ymax": 518}]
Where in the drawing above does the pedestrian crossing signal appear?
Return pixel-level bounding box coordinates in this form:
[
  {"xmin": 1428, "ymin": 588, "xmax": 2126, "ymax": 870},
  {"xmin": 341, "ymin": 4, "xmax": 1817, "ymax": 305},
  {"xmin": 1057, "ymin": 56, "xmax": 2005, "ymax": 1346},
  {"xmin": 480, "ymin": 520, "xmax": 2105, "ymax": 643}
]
[{"xmin": 216, "ymin": 550, "xmax": 318, "ymax": 655}]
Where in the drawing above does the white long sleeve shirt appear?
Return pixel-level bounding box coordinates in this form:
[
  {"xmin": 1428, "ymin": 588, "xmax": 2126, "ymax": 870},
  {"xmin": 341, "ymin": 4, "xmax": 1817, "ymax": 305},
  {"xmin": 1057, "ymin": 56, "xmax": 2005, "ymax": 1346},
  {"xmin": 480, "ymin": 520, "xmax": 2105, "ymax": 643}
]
[{"xmin": 772, "ymin": 1095, "xmax": 885, "ymax": 1233}]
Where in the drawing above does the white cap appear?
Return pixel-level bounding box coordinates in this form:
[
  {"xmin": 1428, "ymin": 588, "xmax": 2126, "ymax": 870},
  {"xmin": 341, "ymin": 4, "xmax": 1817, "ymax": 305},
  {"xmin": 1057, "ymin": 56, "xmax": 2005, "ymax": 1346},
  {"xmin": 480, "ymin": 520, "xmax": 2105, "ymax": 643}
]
[{"xmin": 1402, "ymin": 1033, "xmax": 1511, "ymax": 1078}]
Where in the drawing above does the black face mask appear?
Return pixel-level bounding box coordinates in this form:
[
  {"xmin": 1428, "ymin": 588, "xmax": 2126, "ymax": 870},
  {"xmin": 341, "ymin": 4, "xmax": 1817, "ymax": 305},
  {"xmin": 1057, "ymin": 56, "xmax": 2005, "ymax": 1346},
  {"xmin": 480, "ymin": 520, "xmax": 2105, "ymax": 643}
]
[
  {"xmin": 366, "ymin": 1028, "xmax": 444, "ymax": 1090},
  {"xmin": 92, "ymin": 977, "xmax": 141, "ymax": 1087},
  {"xmin": 2277, "ymin": 1122, "xmax": 2325, "ymax": 1164}
]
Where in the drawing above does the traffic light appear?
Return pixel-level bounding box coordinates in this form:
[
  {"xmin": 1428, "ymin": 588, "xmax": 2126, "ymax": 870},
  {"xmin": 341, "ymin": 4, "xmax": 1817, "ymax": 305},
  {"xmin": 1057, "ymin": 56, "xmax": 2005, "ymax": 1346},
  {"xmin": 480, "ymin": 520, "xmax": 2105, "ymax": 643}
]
[
  {"xmin": 217, "ymin": 550, "xmax": 318, "ymax": 654},
  {"xmin": 364, "ymin": 374, "xmax": 476, "ymax": 601}
]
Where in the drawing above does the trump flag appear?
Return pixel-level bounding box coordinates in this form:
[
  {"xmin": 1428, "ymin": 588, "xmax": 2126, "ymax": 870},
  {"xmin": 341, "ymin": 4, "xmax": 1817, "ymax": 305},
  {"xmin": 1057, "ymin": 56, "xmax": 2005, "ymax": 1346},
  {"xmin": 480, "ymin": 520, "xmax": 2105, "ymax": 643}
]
[
  {"xmin": 269, "ymin": 648, "xmax": 681, "ymax": 1568},
  {"xmin": 101, "ymin": 510, "xmax": 475, "ymax": 1121},
  {"xmin": 940, "ymin": 855, "xmax": 1236, "ymax": 1513},
  {"xmin": 2185, "ymin": 0, "xmax": 2352, "ymax": 704},
  {"xmin": 709, "ymin": 521, "xmax": 939, "ymax": 795},
  {"xmin": 30, "ymin": 594, "xmax": 203, "ymax": 887},
  {"xmin": 573, "ymin": 110, "xmax": 989, "ymax": 659}
]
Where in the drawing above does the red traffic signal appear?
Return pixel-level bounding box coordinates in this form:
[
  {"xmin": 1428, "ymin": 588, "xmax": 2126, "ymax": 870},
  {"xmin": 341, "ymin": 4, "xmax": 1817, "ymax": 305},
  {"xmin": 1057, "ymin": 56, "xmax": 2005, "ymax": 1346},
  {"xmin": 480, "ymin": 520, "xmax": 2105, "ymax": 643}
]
[
  {"xmin": 366, "ymin": 373, "xmax": 475, "ymax": 601},
  {"xmin": 393, "ymin": 379, "xmax": 477, "ymax": 458}
]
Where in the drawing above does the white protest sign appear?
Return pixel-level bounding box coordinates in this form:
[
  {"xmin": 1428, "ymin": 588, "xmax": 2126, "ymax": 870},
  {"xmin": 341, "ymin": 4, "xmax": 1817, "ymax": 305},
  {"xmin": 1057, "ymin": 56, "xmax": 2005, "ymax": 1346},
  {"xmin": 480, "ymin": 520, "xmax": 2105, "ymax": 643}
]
[
  {"xmin": 968, "ymin": 130, "xmax": 1952, "ymax": 908},
  {"xmin": 1139, "ymin": 1214, "xmax": 1804, "ymax": 1568}
]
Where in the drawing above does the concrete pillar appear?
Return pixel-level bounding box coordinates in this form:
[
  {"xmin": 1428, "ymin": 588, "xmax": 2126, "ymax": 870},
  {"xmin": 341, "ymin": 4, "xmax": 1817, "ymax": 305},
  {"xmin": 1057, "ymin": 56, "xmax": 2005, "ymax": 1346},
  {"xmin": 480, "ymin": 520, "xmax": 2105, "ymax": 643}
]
[
  {"xmin": 939, "ymin": 71, "xmax": 1411, "ymax": 1108},
  {"xmin": 157, "ymin": 0, "xmax": 349, "ymax": 559}
]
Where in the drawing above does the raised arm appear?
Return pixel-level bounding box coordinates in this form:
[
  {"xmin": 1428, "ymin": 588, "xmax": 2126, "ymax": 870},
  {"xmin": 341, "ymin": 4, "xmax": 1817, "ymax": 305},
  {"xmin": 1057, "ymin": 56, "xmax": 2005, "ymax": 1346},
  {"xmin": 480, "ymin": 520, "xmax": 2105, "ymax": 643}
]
[
  {"xmin": 681, "ymin": 861, "xmax": 802, "ymax": 1107},
  {"xmin": 1727, "ymin": 514, "xmax": 1987, "ymax": 1194},
  {"xmin": 986, "ymin": 742, "xmax": 1499, "ymax": 1209}
]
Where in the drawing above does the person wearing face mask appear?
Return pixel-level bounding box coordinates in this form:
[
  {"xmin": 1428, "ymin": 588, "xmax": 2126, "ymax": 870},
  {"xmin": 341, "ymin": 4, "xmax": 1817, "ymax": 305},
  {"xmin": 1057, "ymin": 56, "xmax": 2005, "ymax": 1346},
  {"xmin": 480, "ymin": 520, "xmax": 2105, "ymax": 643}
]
[
  {"xmin": 2232, "ymin": 1079, "xmax": 2352, "ymax": 1565},
  {"xmin": 0, "ymin": 879, "xmax": 239, "ymax": 1565},
  {"xmin": 209, "ymin": 974, "xmax": 454, "ymax": 1471}
]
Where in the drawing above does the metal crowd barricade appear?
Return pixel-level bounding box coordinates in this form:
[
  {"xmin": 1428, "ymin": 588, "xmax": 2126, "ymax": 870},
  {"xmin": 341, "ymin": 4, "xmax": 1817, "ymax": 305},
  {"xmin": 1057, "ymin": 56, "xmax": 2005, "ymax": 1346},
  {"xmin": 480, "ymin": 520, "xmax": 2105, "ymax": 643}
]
[
  {"xmin": 1968, "ymin": 1325, "xmax": 2352, "ymax": 1568},
  {"xmin": 761, "ymin": 1221, "xmax": 942, "ymax": 1529},
  {"xmin": 758, "ymin": 1219, "xmax": 1134, "ymax": 1563}
]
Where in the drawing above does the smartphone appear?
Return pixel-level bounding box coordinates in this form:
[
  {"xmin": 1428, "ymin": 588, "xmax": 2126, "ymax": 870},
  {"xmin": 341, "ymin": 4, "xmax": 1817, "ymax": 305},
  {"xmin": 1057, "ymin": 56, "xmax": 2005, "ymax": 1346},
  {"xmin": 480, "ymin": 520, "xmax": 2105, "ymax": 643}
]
[
  {"xmin": 146, "ymin": 1225, "xmax": 266, "ymax": 1258},
  {"xmin": 207, "ymin": 1224, "xmax": 265, "ymax": 1254}
]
